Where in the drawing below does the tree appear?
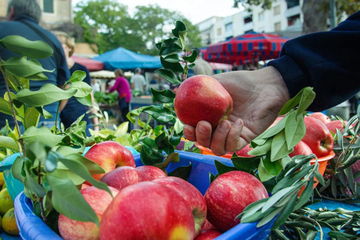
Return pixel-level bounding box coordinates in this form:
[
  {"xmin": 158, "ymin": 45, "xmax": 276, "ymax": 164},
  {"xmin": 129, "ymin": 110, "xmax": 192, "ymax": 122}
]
[
  {"xmin": 233, "ymin": 0, "xmax": 360, "ymax": 34},
  {"xmin": 73, "ymin": 1, "xmax": 201, "ymax": 55},
  {"xmin": 132, "ymin": 4, "xmax": 202, "ymax": 55}
]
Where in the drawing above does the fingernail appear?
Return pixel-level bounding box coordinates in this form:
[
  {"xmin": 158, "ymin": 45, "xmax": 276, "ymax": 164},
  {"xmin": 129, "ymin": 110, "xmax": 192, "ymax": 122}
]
[
  {"xmin": 219, "ymin": 121, "xmax": 229, "ymax": 132},
  {"xmin": 234, "ymin": 119, "xmax": 243, "ymax": 127},
  {"xmin": 198, "ymin": 124, "xmax": 207, "ymax": 133}
]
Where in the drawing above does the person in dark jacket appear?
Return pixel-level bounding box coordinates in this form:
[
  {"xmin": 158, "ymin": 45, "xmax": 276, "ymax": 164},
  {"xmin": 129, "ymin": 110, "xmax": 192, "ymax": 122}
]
[
  {"xmin": 55, "ymin": 32, "xmax": 99, "ymax": 135},
  {"xmin": 0, "ymin": 0, "xmax": 70, "ymax": 129},
  {"xmin": 183, "ymin": 10, "xmax": 360, "ymax": 156}
]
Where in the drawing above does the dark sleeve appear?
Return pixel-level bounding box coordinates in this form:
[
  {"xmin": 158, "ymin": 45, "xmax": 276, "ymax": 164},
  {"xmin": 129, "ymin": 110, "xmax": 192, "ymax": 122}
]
[{"xmin": 267, "ymin": 11, "xmax": 360, "ymax": 111}]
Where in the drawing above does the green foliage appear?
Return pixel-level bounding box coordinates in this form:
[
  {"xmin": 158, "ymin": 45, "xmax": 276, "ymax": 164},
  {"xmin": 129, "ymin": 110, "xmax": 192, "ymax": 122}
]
[
  {"xmin": 0, "ymin": 35, "xmax": 108, "ymax": 228},
  {"xmin": 93, "ymin": 91, "xmax": 119, "ymax": 106},
  {"xmin": 73, "ymin": 1, "xmax": 201, "ymax": 55}
]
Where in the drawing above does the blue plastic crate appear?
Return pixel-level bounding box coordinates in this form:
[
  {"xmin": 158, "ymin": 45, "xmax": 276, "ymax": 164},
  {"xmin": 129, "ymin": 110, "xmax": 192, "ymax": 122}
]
[{"xmin": 14, "ymin": 151, "xmax": 274, "ymax": 240}]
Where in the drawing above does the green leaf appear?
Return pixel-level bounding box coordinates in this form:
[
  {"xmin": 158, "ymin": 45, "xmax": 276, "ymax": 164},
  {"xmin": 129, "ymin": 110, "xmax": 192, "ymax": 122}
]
[
  {"xmin": 294, "ymin": 177, "xmax": 314, "ymax": 210},
  {"xmin": 160, "ymin": 56, "xmax": 184, "ymax": 73},
  {"xmin": 278, "ymin": 89, "xmax": 304, "ymax": 115},
  {"xmin": 24, "ymin": 167, "xmax": 46, "ymax": 197},
  {"xmin": 157, "ymin": 38, "xmax": 182, "ymax": 55},
  {"xmin": 21, "ymin": 126, "xmax": 65, "ymax": 147},
  {"xmin": 272, "ymin": 165, "xmax": 313, "ymax": 194},
  {"xmin": 256, "ymin": 115, "xmax": 287, "ymax": 139},
  {"xmin": 2, "ymin": 57, "xmax": 53, "ymax": 78},
  {"xmin": 35, "ymin": 107, "xmax": 53, "ymax": 119},
  {"xmin": 297, "ymin": 87, "xmax": 316, "ymax": 115},
  {"xmin": 24, "ymin": 107, "xmax": 40, "ymax": 129},
  {"xmin": 68, "ymin": 70, "xmax": 86, "ymax": 83},
  {"xmin": 262, "ymin": 185, "xmax": 297, "ymax": 213},
  {"xmin": 271, "ymin": 193, "xmax": 298, "ymax": 229},
  {"xmin": 257, "ymin": 206, "xmax": 283, "ymax": 227},
  {"xmin": 143, "ymin": 105, "xmax": 176, "ymax": 124},
  {"xmin": 262, "ymin": 156, "xmax": 283, "ymax": 176},
  {"xmin": 271, "ymin": 130, "xmax": 291, "ymax": 161},
  {"xmin": 168, "ymin": 163, "xmax": 192, "ymax": 181},
  {"xmin": 0, "ymin": 97, "xmax": 24, "ymax": 122},
  {"xmin": 285, "ymin": 111, "xmax": 306, "ymax": 150},
  {"xmin": 214, "ymin": 160, "xmax": 237, "ymax": 176},
  {"xmin": 58, "ymin": 154, "xmax": 110, "ymax": 194},
  {"xmin": 139, "ymin": 137, "xmax": 164, "ymax": 165},
  {"xmin": 231, "ymin": 156, "xmax": 260, "ymax": 173},
  {"xmin": 114, "ymin": 122, "xmax": 129, "ymax": 137},
  {"xmin": 69, "ymin": 81, "xmax": 93, "ymax": 98},
  {"xmin": 45, "ymin": 151, "xmax": 58, "ymax": 173},
  {"xmin": 76, "ymin": 94, "xmax": 93, "ymax": 107},
  {"xmin": 248, "ymin": 139, "xmax": 272, "ymax": 156},
  {"xmin": 172, "ymin": 21, "xmax": 187, "ymax": 50},
  {"xmin": 182, "ymin": 49, "xmax": 197, "ymax": 63},
  {"xmin": 238, "ymin": 198, "xmax": 268, "ymax": 221},
  {"xmin": 11, "ymin": 156, "xmax": 25, "ymax": 183},
  {"xmin": 151, "ymin": 88, "xmax": 176, "ymax": 103},
  {"xmin": 46, "ymin": 174, "xmax": 100, "ymax": 226},
  {"xmin": 16, "ymin": 84, "xmax": 77, "ymax": 107},
  {"xmin": 0, "ymin": 135, "xmax": 19, "ymax": 151},
  {"xmin": 0, "ymin": 35, "xmax": 53, "ymax": 59},
  {"xmin": 258, "ymin": 159, "xmax": 275, "ymax": 182},
  {"xmin": 314, "ymin": 167, "xmax": 325, "ymax": 186},
  {"xmin": 163, "ymin": 53, "xmax": 181, "ymax": 63},
  {"xmin": 155, "ymin": 69, "xmax": 182, "ymax": 84}
]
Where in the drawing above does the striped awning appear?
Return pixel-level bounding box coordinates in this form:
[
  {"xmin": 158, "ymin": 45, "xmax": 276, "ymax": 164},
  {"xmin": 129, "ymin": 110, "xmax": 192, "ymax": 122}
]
[{"xmin": 203, "ymin": 32, "xmax": 289, "ymax": 65}]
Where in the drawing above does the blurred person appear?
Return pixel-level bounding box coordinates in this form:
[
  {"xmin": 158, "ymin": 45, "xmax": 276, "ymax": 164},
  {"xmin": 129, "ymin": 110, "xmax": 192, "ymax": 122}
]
[
  {"xmin": 55, "ymin": 32, "xmax": 99, "ymax": 134},
  {"xmin": 108, "ymin": 69, "xmax": 132, "ymax": 124},
  {"xmin": 183, "ymin": 10, "xmax": 360, "ymax": 156},
  {"xmin": 130, "ymin": 68, "xmax": 146, "ymax": 94},
  {"xmin": 191, "ymin": 48, "xmax": 213, "ymax": 76},
  {"xmin": 0, "ymin": 0, "xmax": 70, "ymax": 129},
  {"xmin": 92, "ymin": 79, "xmax": 101, "ymax": 92}
]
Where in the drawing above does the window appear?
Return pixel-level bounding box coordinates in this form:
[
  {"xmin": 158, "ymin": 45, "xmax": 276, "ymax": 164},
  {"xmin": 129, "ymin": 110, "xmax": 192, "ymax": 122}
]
[
  {"xmin": 244, "ymin": 16, "xmax": 252, "ymax": 24},
  {"xmin": 274, "ymin": 22, "xmax": 281, "ymax": 31},
  {"xmin": 288, "ymin": 14, "xmax": 300, "ymax": 26},
  {"xmin": 273, "ymin": 5, "xmax": 281, "ymax": 16},
  {"xmin": 258, "ymin": 11, "xmax": 264, "ymax": 21},
  {"xmin": 287, "ymin": 0, "xmax": 300, "ymax": 9},
  {"xmin": 217, "ymin": 28, "xmax": 222, "ymax": 35},
  {"xmin": 225, "ymin": 23, "xmax": 233, "ymax": 32},
  {"xmin": 43, "ymin": 0, "xmax": 54, "ymax": 13}
]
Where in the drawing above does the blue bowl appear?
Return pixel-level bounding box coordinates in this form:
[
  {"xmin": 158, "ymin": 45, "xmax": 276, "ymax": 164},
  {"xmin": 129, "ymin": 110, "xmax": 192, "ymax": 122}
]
[{"xmin": 14, "ymin": 150, "xmax": 274, "ymax": 240}]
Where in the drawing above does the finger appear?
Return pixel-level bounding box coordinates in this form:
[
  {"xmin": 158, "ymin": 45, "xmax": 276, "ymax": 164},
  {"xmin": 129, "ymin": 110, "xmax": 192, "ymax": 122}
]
[
  {"xmin": 225, "ymin": 119, "xmax": 244, "ymax": 152},
  {"xmin": 210, "ymin": 120, "xmax": 231, "ymax": 156},
  {"xmin": 183, "ymin": 125, "xmax": 196, "ymax": 141},
  {"xmin": 195, "ymin": 121, "xmax": 213, "ymax": 148}
]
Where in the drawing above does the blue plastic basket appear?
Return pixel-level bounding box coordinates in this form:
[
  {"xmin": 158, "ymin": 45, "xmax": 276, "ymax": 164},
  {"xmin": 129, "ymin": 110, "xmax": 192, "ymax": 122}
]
[
  {"xmin": 0, "ymin": 153, "xmax": 23, "ymax": 201},
  {"xmin": 14, "ymin": 151, "xmax": 274, "ymax": 240}
]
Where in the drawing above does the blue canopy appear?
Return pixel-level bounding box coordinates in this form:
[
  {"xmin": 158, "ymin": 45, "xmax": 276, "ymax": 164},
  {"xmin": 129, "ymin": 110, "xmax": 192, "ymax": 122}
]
[{"xmin": 93, "ymin": 47, "xmax": 162, "ymax": 70}]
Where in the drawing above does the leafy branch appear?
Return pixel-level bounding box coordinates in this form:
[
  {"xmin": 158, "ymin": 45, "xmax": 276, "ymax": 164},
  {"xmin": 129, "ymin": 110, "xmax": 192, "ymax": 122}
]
[{"xmin": 127, "ymin": 20, "xmax": 198, "ymax": 172}]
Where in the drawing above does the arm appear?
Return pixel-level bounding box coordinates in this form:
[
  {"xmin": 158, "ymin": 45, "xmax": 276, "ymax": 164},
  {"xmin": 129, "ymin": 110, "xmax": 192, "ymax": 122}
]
[
  {"xmin": 109, "ymin": 78, "xmax": 119, "ymax": 93},
  {"xmin": 268, "ymin": 10, "xmax": 360, "ymax": 111},
  {"xmin": 184, "ymin": 11, "xmax": 360, "ymax": 155}
]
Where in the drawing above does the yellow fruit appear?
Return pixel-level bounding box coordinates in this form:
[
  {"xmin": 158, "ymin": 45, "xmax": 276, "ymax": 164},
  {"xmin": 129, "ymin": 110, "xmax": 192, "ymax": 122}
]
[
  {"xmin": 0, "ymin": 172, "xmax": 4, "ymax": 187},
  {"xmin": 0, "ymin": 188, "xmax": 14, "ymax": 215},
  {"xmin": 0, "ymin": 214, "xmax": 2, "ymax": 229},
  {"xmin": 2, "ymin": 208, "xmax": 19, "ymax": 235}
]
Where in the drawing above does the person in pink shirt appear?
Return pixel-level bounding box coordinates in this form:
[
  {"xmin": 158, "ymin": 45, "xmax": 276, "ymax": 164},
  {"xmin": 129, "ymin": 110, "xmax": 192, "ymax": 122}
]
[{"xmin": 109, "ymin": 69, "xmax": 132, "ymax": 123}]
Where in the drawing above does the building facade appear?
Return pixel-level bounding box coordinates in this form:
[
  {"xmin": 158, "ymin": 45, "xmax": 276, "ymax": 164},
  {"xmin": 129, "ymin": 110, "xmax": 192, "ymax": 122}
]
[
  {"xmin": 0, "ymin": 0, "xmax": 72, "ymax": 28},
  {"xmin": 196, "ymin": 0, "xmax": 303, "ymax": 47}
]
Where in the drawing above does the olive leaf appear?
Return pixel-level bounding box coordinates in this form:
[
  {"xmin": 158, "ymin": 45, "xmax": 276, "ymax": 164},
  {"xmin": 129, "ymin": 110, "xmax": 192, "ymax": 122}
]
[
  {"xmin": 151, "ymin": 88, "xmax": 176, "ymax": 103},
  {"xmin": 155, "ymin": 68, "xmax": 181, "ymax": 84}
]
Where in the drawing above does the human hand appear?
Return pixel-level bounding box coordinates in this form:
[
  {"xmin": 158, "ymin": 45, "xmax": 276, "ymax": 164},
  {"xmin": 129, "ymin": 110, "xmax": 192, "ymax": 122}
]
[{"xmin": 183, "ymin": 66, "xmax": 290, "ymax": 155}]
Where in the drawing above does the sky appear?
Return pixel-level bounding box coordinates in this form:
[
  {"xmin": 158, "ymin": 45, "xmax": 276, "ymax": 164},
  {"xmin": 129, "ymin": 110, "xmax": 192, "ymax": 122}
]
[{"xmin": 73, "ymin": 0, "xmax": 244, "ymax": 24}]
